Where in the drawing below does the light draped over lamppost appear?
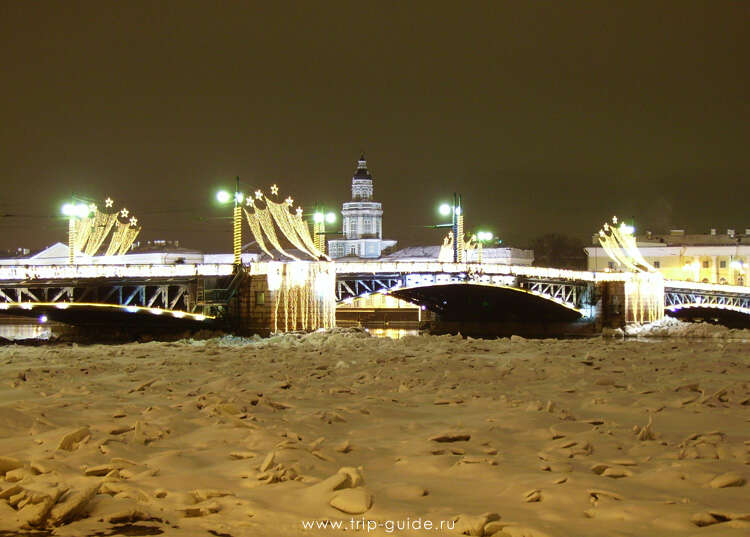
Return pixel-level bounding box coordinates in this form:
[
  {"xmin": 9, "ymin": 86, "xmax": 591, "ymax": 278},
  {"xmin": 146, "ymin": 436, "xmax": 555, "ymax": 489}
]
[
  {"xmin": 438, "ymin": 193, "xmax": 463, "ymax": 262},
  {"xmin": 216, "ymin": 176, "xmax": 245, "ymax": 267},
  {"xmin": 61, "ymin": 201, "xmax": 94, "ymax": 264}
]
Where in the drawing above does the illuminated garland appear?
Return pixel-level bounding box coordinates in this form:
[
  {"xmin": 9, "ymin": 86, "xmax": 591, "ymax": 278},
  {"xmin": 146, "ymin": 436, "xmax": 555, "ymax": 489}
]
[
  {"xmin": 104, "ymin": 222, "xmax": 129, "ymax": 257},
  {"xmin": 265, "ymin": 197, "xmax": 318, "ymax": 258},
  {"xmin": 599, "ymin": 229, "xmax": 638, "ymax": 271},
  {"xmin": 74, "ymin": 217, "xmax": 95, "ymax": 252},
  {"xmin": 244, "ymin": 209, "xmax": 275, "ymax": 258},
  {"xmin": 598, "ymin": 217, "xmax": 655, "ymax": 273},
  {"xmin": 118, "ymin": 224, "xmax": 141, "ymax": 255},
  {"xmin": 610, "ymin": 226, "xmax": 656, "ymax": 272},
  {"xmin": 266, "ymin": 261, "xmax": 336, "ymax": 332},
  {"xmin": 84, "ymin": 211, "xmax": 118, "ymax": 256},
  {"xmin": 247, "ymin": 201, "xmax": 298, "ymax": 260},
  {"xmin": 438, "ymin": 232, "xmax": 454, "ymax": 263},
  {"xmin": 625, "ymin": 273, "xmax": 664, "ymax": 323},
  {"xmin": 67, "ymin": 199, "xmax": 141, "ymax": 257},
  {"xmin": 292, "ymin": 212, "xmax": 326, "ymax": 259}
]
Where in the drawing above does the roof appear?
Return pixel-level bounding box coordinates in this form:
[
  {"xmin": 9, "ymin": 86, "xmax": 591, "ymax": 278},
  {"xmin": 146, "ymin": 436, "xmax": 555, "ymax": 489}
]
[{"xmin": 353, "ymin": 155, "xmax": 372, "ymax": 180}]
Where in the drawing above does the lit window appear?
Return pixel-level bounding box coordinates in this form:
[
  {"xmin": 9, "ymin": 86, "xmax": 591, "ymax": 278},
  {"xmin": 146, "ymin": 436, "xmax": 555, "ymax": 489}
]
[{"xmin": 255, "ymin": 291, "xmax": 265, "ymax": 305}]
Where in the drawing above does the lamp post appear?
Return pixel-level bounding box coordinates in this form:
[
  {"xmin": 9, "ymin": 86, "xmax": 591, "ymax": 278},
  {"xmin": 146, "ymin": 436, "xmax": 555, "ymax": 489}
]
[
  {"xmin": 438, "ymin": 193, "xmax": 463, "ymax": 262},
  {"xmin": 216, "ymin": 176, "xmax": 245, "ymax": 267},
  {"xmin": 61, "ymin": 201, "xmax": 93, "ymax": 264},
  {"xmin": 474, "ymin": 231, "xmax": 493, "ymax": 264},
  {"xmin": 313, "ymin": 210, "xmax": 336, "ymax": 256}
]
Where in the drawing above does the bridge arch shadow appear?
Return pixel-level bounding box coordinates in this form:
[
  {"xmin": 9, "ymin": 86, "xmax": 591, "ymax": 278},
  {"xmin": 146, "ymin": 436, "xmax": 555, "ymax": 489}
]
[
  {"xmin": 666, "ymin": 305, "xmax": 750, "ymax": 329},
  {"xmin": 391, "ymin": 283, "xmax": 583, "ymax": 323}
]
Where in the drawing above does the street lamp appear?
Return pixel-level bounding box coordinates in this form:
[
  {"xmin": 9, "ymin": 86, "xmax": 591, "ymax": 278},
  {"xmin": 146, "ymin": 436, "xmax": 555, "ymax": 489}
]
[
  {"xmin": 61, "ymin": 201, "xmax": 94, "ymax": 264},
  {"xmin": 216, "ymin": 176, "xmax": 245, "ymax": 267},
  {"xmin": 312, "ymin": 210, "xmax": 337, "ymax": 255},
  {"xmin": 474, "ymin": 231, "xmax": 493, "ymax": 264},
  {"xmin": 436, "ymin": 193, "xmax": 463, "ymax": 262}
]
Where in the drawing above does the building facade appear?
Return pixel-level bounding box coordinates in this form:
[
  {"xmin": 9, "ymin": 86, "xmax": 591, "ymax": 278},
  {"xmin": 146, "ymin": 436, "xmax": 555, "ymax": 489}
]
[
  {"xmin": 585, "ymin": 228, "xmax": 750, "ymax": 285},
  {"xmin": 328, "ymin": 155, "xmax": 397, "ymax": 259}
]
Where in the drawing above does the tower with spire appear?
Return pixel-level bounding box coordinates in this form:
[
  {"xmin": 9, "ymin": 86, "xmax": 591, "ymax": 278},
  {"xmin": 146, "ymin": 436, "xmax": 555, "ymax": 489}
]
[{"xmin": 327, "ymin": 155, "xmax": 397, "ymax": 258}]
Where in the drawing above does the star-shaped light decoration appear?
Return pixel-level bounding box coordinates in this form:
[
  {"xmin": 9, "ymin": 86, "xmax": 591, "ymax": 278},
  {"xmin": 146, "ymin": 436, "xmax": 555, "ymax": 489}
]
[
  {"xmin": 129, "ymin": 217, "xmax": 138, "ymax": 227},
  {"xmin": 612, "ymin": 216, "xmax": 618, "ymax": 224},
  {"xmin": 105, "ymin": 197, "xmax": 113, "ymax": 208},
  {"xmin": 270, "ymin": 184, "xmax": 279, "ymax": 196},
  {"xmin": 245, "ymin": 197, "xmax": 253, "ymax": 206},
  {"xmin": 88, "ymin": 203, "xmax": 97, "ymax": 213},
  {"xmin": 603, "ymin": 222, "xmax": 609, "ymax": 231},
  {"xmin": 120, "ymin": 208, "xmax": 129, "ymax": 218},
  {"xmin": 255, "ymin": 190, "xmax": 263, "ymax": 199},
  {"xmin": 285, "ymin": 196, "xmax": 293, "ymax": 207}
]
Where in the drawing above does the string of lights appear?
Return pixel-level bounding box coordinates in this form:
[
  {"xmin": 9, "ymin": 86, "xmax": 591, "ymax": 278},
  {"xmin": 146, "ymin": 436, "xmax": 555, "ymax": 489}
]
[{"xmin": 265, "ymin": 197, "xmax": 318, "ymax": 259}]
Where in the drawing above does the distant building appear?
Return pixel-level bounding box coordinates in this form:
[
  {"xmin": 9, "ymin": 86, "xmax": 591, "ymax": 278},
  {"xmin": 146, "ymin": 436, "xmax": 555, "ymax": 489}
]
[
  {"xmin": 327, "ymin": 155, "xmax": 397, "ymax": 259},
  {"xmin": 130, "ymin": 239, "xmax": 181, "ymax": 252},
  {"xmin": 382, "ymin": 245, "xmax": 534, "ymax": 265},
  {"xmin": 0, "ymin": 242, "xmax": 261, "ymax": 266},
  {"xmin": 585, "ymin": 228, "xmax": 750, "ymax": 285},
  {"xmin": 0, "ymin": 247, "xmax": 31, "ymax": 258}
]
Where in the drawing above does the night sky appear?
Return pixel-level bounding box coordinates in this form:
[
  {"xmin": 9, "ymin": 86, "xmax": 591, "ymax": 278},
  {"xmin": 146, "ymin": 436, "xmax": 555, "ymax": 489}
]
[{"xmin": 1, "ymin": 1, "xmax": 748, "ymax": 253}]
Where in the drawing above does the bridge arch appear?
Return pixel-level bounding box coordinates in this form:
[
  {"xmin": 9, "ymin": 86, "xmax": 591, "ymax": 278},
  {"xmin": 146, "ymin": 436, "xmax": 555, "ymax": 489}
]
[
  {"xmin": 666, "ymin": 303, "xmax": 750, "ymax": 328},
  {"xmin": 390, "ymin": 282, "xmax": 585, "ymax": 322},
  {"xmin": 0, "ymin": 302, "xmax": 212, "ymax": 326}
]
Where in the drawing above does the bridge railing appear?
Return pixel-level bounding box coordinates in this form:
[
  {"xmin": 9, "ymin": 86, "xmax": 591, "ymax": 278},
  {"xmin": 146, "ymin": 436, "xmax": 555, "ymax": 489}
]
[
  {"xmin": 665, "ymin": 279, "xmax": 749, "ymax": 295},
  {"xmin": 0, "ymin": 263, "xmax": 235, "ymax": 281},
  {"xmin": 334, "ymin": 262, "xmax": 630, "ymax": 282}
]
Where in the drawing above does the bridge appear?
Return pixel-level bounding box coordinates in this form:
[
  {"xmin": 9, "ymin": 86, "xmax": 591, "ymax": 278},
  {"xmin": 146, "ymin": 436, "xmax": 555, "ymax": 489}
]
[{"xmin": 2, "ymin": 260, "xmax": 748, "ymax": 335}]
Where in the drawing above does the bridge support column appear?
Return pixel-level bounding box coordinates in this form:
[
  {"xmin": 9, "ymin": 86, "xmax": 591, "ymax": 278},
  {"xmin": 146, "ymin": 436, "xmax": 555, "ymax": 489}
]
[
  {"xmin": 227, "ymin": 262, "xmax": 337, "ymax": 335},
  {"xmin": 227, "ymin": 273, "xmax": 275, "ymax": 336},
  {"xmin": 597, "ymin": 273, "xmax": 664, "ymax": 328}
]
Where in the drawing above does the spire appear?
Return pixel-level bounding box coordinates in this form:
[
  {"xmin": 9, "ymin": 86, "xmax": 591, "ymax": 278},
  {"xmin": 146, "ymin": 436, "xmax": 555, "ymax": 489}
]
[
  {"xmin": 354, "ymin": 154, "xmax": 371, "ymax": 179},
  {"xmin": 351, "ymin": 154, "xmax": 373, "ymax": 200}
]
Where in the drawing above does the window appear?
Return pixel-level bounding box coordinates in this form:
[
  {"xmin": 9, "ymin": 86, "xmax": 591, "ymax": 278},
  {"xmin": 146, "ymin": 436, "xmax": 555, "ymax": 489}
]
[
  {"xmin": 720, "ymin": 260, "xmax": 726, "ymax": 268},
  {"xmin": 653, "ymin": 261, "xmax": 660, "ymax": 268},
  {"xmin": 702, "ymin": 261, "xmax": 709, "ymax": 268},
  {"xmin": 255, "ymin": 291, "xmax": 265, "ymax": 305}
]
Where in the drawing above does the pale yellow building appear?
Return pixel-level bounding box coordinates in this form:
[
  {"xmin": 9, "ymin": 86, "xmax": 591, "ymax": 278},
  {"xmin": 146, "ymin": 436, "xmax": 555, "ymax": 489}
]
[{"xmin": 585, "ymin": 229, "xmax": 750, "ymax": 285}]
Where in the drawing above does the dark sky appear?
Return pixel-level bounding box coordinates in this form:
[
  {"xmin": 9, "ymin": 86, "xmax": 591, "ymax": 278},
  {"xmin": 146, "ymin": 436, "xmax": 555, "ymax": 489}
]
[{"xmin": 1, "ymin": 1, "xmax": 748, "ymax": 253}]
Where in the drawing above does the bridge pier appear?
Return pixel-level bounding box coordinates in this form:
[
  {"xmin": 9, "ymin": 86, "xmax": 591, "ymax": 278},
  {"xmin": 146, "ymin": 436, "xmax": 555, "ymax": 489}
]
[
  {"xmin": 596, "ymin": 274, "xmax": 665, "ymax": 328},
  {"xmin": 226, "ymin": 262, "xmax": 337, "ymax": 336}
]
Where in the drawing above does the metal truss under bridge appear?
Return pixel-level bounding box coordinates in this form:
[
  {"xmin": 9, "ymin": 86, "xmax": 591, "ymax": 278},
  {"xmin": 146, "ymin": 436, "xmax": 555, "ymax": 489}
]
[
  {"xmin": 0, "ymin": 269, "xmax": 244, "ymax": 322},
  {"xmin": 665, "ymin": 280, "xmax": 750, "ymax": 316},
  {"xmin": 335, "ymin": 270, "xmax": 595, "ymax": 316}
]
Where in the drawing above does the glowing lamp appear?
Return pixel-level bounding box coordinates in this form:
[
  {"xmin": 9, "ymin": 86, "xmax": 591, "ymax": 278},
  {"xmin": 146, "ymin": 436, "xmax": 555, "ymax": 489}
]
[
  {"xmin": 313, "ymin": 212, "xmax": 324, "ymax": 223},
  {"xmin": 62, "ymin": 203, "xmax": 90, "ymax": 218},
  {"xmin": 234, "ymin": 192, "xmax": 244, "ymax": 204},
  {"xmin": 477, "ymin": 231, "xmax": 493, "ymax": 241},
  {"xmin": 38, "ymin": 314, "xmax": 48, "ymax": 323},
  {"xmin": 455, "ymin": 206, "xmax": 462, "ymax": 216},
  {"xmin": 439, "ymin": 203, "xmax": 451, "ymax": 216},
  {"xmin": 216, "ymin": 190, "xmax": 231, "ymax": 204},
  {"xmin": 325, "ymin": 212, "xmax": 336, "ymax": 224}
]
